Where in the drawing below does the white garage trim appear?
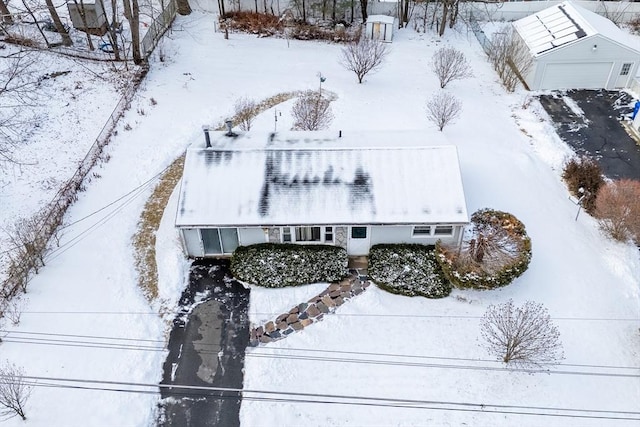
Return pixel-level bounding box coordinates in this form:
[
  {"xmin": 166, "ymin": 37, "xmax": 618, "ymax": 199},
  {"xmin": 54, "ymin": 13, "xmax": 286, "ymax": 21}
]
[{"xmin": 540, "ymin": 62, "xmax": 613, "ymax": 90}]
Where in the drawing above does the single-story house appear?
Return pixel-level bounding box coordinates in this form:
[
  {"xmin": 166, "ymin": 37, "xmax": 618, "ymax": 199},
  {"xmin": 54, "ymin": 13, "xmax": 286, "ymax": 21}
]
[
  {"xmin": 365, "ymin": 15, "xmax": 396, "ymax": 42},
  {"xmin": 175, "ymin": 129, "xmax": 469, "ymax": 257},
  {"xmin": 512, "ymin": 1, "xmax": 640, "ymax": 90}
]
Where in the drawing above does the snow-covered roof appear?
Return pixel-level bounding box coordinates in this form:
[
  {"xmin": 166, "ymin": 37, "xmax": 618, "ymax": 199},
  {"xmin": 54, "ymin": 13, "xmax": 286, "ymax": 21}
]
[
  {"xmin": 175, "ymin": 130, "xmax": 468, "ymax": 227},
  {"xmin": 367, "ymin": 15, "xmax": 395, "ymax": 25},
  {"xmin": 513, "ymin": 1, "xmax": 640, "ymax": 56}
]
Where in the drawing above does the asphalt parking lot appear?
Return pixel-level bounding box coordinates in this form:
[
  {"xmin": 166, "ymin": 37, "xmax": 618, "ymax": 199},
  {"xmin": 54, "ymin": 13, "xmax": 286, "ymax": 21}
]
[{"xmin": 538, "ymin": 90, "xmax": 640, "ymax": 180}]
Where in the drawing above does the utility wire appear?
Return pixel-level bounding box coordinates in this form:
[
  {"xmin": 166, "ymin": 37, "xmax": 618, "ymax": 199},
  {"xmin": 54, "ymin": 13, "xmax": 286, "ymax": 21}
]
[
  {"xmin": 0, "ymin": 164, "xmax": 170, "ymax": 258},
  {"xmin": 3, "ymin": 330, "xmax": 639, "ymax": 376},
  {"xmin": 2, "ymin": 374, "xmax": 639, "ymax": 421},
  {"xmin": 57, "ymin": 164, "xmax": 170, "ymax": 231},
  {"xmin": 44, "ymin": 180, "xmax": 154, "ymax": 262},
  {"xmin": 11, "ymin": 310, "xmax": 640, "ymax": 322}
]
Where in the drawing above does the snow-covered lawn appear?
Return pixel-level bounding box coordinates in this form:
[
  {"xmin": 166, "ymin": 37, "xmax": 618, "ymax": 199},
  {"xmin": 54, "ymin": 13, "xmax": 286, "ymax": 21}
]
[{"xmin": 1, "ymin": 8, "xmax": 639, "ymax": 426}]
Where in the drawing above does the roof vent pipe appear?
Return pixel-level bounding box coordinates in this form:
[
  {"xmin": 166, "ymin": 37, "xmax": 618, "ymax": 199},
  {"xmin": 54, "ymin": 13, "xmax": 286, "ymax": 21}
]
[
  {"xmin": 203, "ymin": 125, "xmax": 211, "ymax": 148},
  {"xmin": 339, "ymin": 130, "xmax": 342, "ymax": 138},
  {"xmin": 225, "ymin": 119, "xmax": 234, "ymax": 136}
]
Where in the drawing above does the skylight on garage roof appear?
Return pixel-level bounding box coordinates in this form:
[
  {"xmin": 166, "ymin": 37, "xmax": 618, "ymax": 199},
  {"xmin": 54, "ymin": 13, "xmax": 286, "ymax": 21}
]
[{"xmin": 514, "ymin": 3, "xmax": 592, "ymax": 55}]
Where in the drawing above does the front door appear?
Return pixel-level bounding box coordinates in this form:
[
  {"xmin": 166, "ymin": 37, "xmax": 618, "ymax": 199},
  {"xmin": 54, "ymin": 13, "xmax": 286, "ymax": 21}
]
[{"xmin": 347, "ymin": 226, "xmax": 370, "ymax": 255}]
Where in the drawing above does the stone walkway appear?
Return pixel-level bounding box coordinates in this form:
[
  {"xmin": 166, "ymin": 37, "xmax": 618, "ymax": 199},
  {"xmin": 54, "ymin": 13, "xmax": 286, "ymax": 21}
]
[{"xmin": 249, "ymin": 271, "xmax": 370, "ymax": 346}]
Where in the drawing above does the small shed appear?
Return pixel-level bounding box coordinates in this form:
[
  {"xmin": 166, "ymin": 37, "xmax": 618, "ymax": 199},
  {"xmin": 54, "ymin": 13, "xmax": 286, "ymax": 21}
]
[
  {"xmin": 512, "ymin": 1, "xmax": 640, "ymax": 90},
  {"xmin": 67, "ymin": 1, "xmax": 107, "ymax": 36},
  {"xmin": 365, "ymin": 15, "xmax": 396, "ymax": 42}
]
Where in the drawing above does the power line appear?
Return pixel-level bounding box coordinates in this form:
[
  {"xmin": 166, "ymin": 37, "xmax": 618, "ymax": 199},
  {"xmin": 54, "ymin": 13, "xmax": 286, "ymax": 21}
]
[
  {"xmin": 245, "ymin": 352, "xmax": 640, "ymax": 379},
  {"xmin": 44, "ymin": 179, "xmax": 155, "ymax": 262},
  {"xmin": 252, "ymin": 346, "xmax": 640, "ymax": 371},
  {"xmin": 0, "ymin": 164, "xmax": 169, "ymax": 259},
  {"xmin": 3, "ymin": 374, "xmax": 640, "ymax": 421},
  {"xmin": 12, "ymin": 310, "xmax": 640, "ymax": 322},
  {"xmin": 57, "ymin": 164, "xmax": 170, "ymax": 231},
  {"xmin": 3, "ymin": 330, "xmax": 639, "ymax": 376}
]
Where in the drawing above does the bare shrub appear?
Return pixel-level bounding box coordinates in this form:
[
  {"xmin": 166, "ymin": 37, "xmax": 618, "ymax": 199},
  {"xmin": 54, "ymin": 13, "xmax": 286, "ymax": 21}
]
[
  {"xmin": 3, "ymin": 214, "xmax": 48, "ymax": 293},
  {"xmin": 0, "ymin": 362, "xmax": 32, "ymax": 420},
  {"xmin": 488, "ymin": 26, "xmax": 533, "ymax": 92},
  {"xmin": 562, "ymin": 156, "xmax": 604, "ymax": 214},
  {"xmin": 431, "ymin": 46, "xmax": 473, "ymax": 88},
  {"xmin": 425, "ymin": 91, "xmax": 462, "ymax": 131},
  {"xmin": 436, "ymin": 209, "xmax": 532, "ymax": 290},
  {"xmin": 339, "ymin": 37, "xmax": 389, "ymax": 84},
  {"xmin": 6, "ymin": 298, "xmax": 26, "ymax": 326},
  {"xmin": 629, "ymin": 15, "xmax": 640, "ymax": 35},
  {"xmin": 481, "ymin": 299, "xmax": 564, "ymax": 368},
  {"xmin": 233, "ymin": 97, "xmax": 258, "ymax": 131},
  {"xmin": 291, "ymin": 90, "xmax": 333, "ymax": 131},
  {"xmin": 221, "ymin": 11, "xmax": 282, "ymax": 35},
  {"xmin": 594, "ymin": 179, "xmax": 640, "ymax": 244}
]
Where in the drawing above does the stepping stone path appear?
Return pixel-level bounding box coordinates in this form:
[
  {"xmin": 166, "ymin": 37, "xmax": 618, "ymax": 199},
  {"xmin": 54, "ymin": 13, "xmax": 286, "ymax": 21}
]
[{"xmin": 249, "ymin": 272, "xmax": 370, "ymax": 346}]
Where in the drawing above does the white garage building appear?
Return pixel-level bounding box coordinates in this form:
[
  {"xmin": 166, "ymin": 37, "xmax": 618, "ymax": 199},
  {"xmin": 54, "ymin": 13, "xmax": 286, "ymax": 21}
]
[{"xmin": 513, "ymin": 1, "xmax": 640, "ymax": 91}]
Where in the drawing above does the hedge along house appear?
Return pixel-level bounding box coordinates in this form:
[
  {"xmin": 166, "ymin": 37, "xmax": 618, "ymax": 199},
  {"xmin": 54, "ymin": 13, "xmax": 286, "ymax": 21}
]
[
  {"xmin": 175, "ymin": 129, "xmax": 469, "ymax": 258},
  {"xmin": 512, "ymin": 1, "xmax": 640, "ymax": 90}
]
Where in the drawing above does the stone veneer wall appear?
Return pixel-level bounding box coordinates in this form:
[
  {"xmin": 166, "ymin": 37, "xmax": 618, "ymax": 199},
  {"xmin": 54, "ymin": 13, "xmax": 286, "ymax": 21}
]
[
  {"xmin": 267, "ymin": 227, "xmax": 280, "ymax": 243},
  {"xmin": 335, "ymin": 226, "xmax": 347, "ymax": 249}
]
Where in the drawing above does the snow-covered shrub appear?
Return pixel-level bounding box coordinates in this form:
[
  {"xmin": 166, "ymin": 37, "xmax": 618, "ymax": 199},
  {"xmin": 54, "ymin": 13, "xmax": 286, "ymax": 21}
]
[
  {"xmin": 562, "ymin": 156, "xmax": 604, "ymax": 214},
  {"xmin": 230, "ymin": 243, "xmax": 347, "ymax": 287},
  {"xmin": 436, "ymin": 209, "xmax": 532, "ymax": 290},
  {"xmin": 368, "ymin": 244, "xmax": 451, "ymax": 299}
]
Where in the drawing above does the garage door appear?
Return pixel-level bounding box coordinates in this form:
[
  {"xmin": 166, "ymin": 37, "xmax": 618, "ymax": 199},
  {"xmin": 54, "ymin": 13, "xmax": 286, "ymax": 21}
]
[{"xmin": 540, "ymin": 62, "xmax": 613, "ymax": 90}]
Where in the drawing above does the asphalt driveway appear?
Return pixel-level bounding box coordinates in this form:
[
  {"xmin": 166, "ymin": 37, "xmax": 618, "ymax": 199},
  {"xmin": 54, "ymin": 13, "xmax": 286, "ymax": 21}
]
[
  {"xmin": 159, "ymin": 259, "xmax": 250, "ymax": 427},
  {"xmin": 538, "ymin": 90, "xmax": 640, "ymax": 180}
]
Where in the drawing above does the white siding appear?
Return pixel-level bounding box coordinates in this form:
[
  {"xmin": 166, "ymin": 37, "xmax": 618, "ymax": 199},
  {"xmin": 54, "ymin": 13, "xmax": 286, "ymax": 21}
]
[
  {"xmin": 238, "ymin": 228, "xmax": 266, "ymax": 246},
  {"xmin": 531, "ymin": 35, "xmax": 639, "ymax": 90},
  {"xmin": 370, "ymin": 225, "xmax": 463, "ymax": 247},
  {"xmin": 181, "ymin": 228, "xmax": 203, "ymax": 257}
]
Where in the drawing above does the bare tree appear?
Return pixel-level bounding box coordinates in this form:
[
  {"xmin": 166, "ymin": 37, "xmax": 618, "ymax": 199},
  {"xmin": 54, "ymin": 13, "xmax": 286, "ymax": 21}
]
[
  {"xmin": 233, "ymin": 97, "xmax": 258, "ymax": 131},
  {"xmin": 425, "ymin": 91, "xmax": 461, "ymax": 131},
  {"xmin": 0, "ymin": 362, "xmax": 32, "ymax": 421},
  {"xmin": 359, "ymin": 0, "xmax": 368, "ymax": 22},
  {"xmin": 339, "ymin": 37, "xmax": 389, "ymax": 84},
  {"xmin": 291, "ymin": 90, "xmax": 333, "ymax": 131},
  {"xmin": 176, "ymin": 0, "xmax": 191, "ymax": 15},
  {"xmin": 44, "ymin": 0, "xmax": 73, "ymax": 46},
  {"xmin": 122, "ymin": 0, "xmax": 142, "ymax": 64},
  {"xmin": 595, "ymin": 179, "xmax": 640, "ymax": 244},
  {"xmin": 0, "ymin": 0, "xmax": 13, "ymax": 24},
  {"xmin": 0, "ymin": 49, "xmax": 39, "ymax": 166},
  {"xmin": 488, "ymin": 25, "xmax": 532, "ymax": 92},
  {"xmin": 438, "ymin": 0, "xmax": 461, "ymax": 36},
  {"xmin": 481, "ymin": 299, "xmax": 564, "ymax": 368},
  {"xmin": 431, "ymin": 46, "xmax": 472, "ymax": 88}
]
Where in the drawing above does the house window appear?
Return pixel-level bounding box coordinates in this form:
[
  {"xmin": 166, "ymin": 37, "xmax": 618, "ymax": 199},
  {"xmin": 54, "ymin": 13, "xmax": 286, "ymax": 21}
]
[
  {"xmin": 351, "ymin": 227, "xmax": 367, "ymax": 239},
  {"xmin": 282, "ymin": 227, "xmax": 292, "ymax": 242},
  {"xmin": 295, "ymin": 226, "xmax": 321, "ymax": 242},
  {"xmin": 325, "ymin": 226, "xmax": 334, "ymax": 242},
  {"xmin": 621, "ymin": 63, "xmax": 632, "ymax": 76},
  {"xmin": 434, "ymin": 225, "xmax": 454, "ymax": 236},
  {"xmin": 412, "ymin": 226, "xmax": 432, "ymax": 237}
]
